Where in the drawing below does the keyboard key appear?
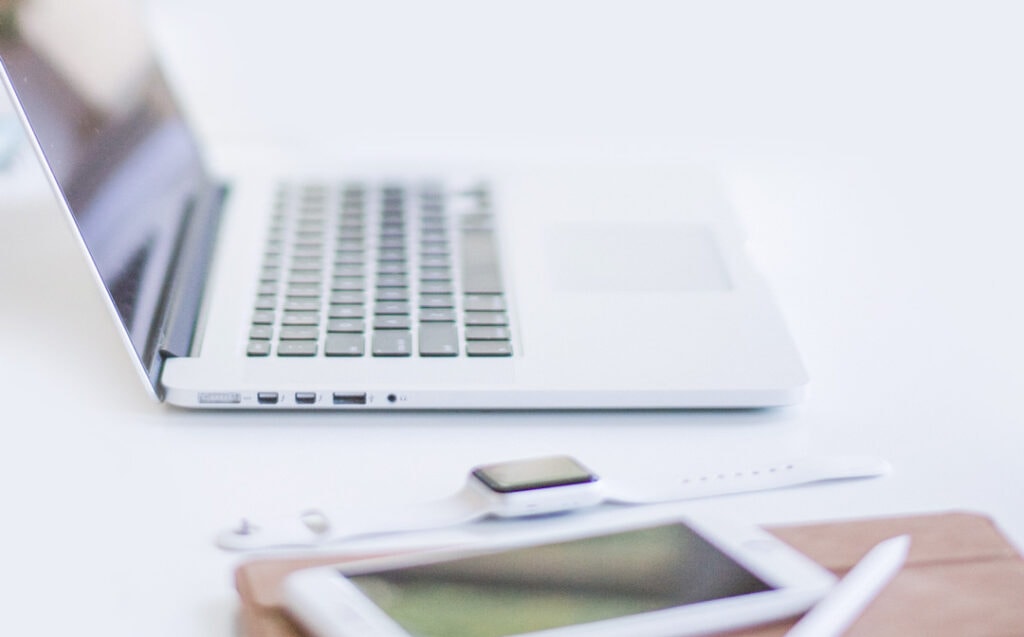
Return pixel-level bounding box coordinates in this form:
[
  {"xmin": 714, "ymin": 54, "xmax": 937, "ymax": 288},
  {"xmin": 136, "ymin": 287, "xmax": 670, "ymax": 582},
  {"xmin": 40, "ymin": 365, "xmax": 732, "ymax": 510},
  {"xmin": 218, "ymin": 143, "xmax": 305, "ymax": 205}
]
[
  {"xmin": 375, "ymin": 302, "xmax": 411, "ymax": 316},
  {"xmin": 277, "ymin": 340, "xmax": 318, "ymax": 356},
  {"xmin": 249, "ymin": 325, "xmax": 274, "ymax": 340},
  {"xmin": 420, "ymin": 282, "xmax": 453, "ymax": 295},
  {"xmin": 419, "ymin": 323, "xmax": 459, "ymax": 356},
  {"xmin": 376, "ymin": 288, "xmax": 410, "ymax": 302},
  {"xmin": 378, "ymin": 249, "xmax": 405, "ymax": 262},
  {"xmin": 464, "ymin": 311, "xmax": 508, "ymax": 326},
  {"xmin": 420, "ymin": 255, "xmax": 449, "ymax": 268},
  {"xmin": 373, "ymin": 330, "xmax": 412, "ymax": 356},
  {"xmin": 260, "ymin": 267, "xmax": 281, "ymax": 282},
  {"xmin": 331, "ymin": 277, "xmax": 365, "ymax": 291},
  {"xmin": 377, "ymin": 262, "xmax": 407, "ymax": 275},
  {"xmin": 327, "ymin": 319, "xmax": 365, "ymax": 333},
  {"xmin": 329, "ymin": 304, "xmax": 365, "ymax": 319},
  {"xmin": 419, "ymin": 294, "xmax": 455, "ymax": 309},
  {"xmin": 325, "ymin": 334, "xmax": 365, "ymax": 356},
  {"xmin": 419, "ymin": 244, "xmax": 450, "ymax": 256},
  {"xmin": 335, "ymin": 237, "xmax": 364, "ymax": 249},
  {"xmin": 284, "ymin": 298, "xmax": 321, "ymax": 312},
  {"xmin": 254, "ymin": 295, "xmax": 277, "ymax": 310},
  {"xmin": 334, "ymin": 253, "xmax": 364, "ymax": 265},
  {"xmin": 288, "ymin": 272, "xmax": 322, "ymax": 285},
  {"xmin": 286, "ymin": 283, "xmax": 321, "ymax": 297},
  {"xmin": 465, "ymin": 326, "xmax": 510, "ymax": 341},
  {"xmin": 340, "ymin": 216, "xmax": 364, "ymax": 229},
  {"xmin": 464, "ymin": 294, "xmax": 507, "ymax": 312},
  {"xmin": 332, "ymin": 265, "xmax": 364, "ymax": 277},
  {"xmin": 376, "ymin": 274, "xmax": 408, "ymax": 288},
  {"xmin": 420, "ymin": 268, "xmax": 452, "ymax": 282},
  {"xmin": 247, "ymin": 340, "xmax": 271, "ymax": 356},
  {"xmin": 330, "ymin": 291, "xmax": 366, "ymax": 305},
  {"xmin": 466, "ymin": 340, "xmax": 513, "ymax": 357},
  {"xmin": 338, "ymin": 233, "xmax": 364, "ymax": 245},
  {"xmin": 251, "ymin": 311, "xmax": 276, "ymax": 325},
  {"xmin": 420, "ymin": 231, "xmax": 447, "ymax": 246},
  {"xmin": 292, "ymin": 246, "xmax": 323, "ymax": 259},
  {"xmin": 420, "ymin": 308, "xmax": 457, "ymax": 322},
  {"xmin": 379, "ymin": 237, "xmax": 405, "ymax": 249},
  {"xmin": 279, "ymin": 326, "xmax": 320, "ymax": 340},
  {"xmin": 282, "ymin": 312, "xmax": 320, "ymax": 326},
  {"xmin": 289, "ymin": 263, "xmax": 320, "ymax": 276},
  {"xmin": 375, "ymin": 315, "xmax": 412, "ymax": 330}
]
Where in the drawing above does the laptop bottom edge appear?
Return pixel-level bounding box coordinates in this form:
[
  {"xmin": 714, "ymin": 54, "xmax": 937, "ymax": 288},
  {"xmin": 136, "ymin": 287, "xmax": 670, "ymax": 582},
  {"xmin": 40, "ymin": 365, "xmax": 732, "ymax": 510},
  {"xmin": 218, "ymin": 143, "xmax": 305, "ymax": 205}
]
[{"xmin": 162, "ymin": 385, "xmax": 805, "ymax": 411}]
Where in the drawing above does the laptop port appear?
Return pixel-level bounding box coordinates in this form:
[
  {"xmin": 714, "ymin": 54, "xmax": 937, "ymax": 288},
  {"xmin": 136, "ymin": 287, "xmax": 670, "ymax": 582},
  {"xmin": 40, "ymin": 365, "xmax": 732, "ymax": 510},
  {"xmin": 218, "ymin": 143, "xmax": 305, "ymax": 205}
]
[
  {"xmin": 295, "ymin": 392, "xmax": 318, "ymax": 405},
  {"xmin": 198, "ymin": 392, "xmax": 241, "ymax": 405},
  {"xmin": 333, "ymin": 392, "xmax": 368, "ymax": 405},
  {"xmin": 257, "ymin": 392, "xmax": 279, "ymax": 405}
]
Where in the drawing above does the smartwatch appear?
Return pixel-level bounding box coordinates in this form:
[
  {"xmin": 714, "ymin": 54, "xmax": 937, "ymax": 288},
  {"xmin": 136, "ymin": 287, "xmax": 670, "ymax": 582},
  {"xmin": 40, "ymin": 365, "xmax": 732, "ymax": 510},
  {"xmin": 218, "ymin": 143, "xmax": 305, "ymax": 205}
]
[{"xmin": 217, "ymin": 454, "xmax": 889, "ymax": 551}]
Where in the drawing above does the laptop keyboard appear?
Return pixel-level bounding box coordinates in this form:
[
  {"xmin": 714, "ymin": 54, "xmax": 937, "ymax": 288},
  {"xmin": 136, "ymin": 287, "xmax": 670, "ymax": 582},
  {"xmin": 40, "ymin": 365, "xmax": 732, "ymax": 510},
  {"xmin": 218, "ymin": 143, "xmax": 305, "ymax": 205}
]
[{"xmin": 246, "ymin": 182, "xmax": 513, "ymax": 358}]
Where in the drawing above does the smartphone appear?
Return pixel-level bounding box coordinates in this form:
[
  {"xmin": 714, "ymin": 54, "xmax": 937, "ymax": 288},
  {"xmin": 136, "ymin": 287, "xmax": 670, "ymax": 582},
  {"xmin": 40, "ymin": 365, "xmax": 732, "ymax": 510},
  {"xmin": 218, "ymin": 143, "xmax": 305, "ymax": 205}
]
[{"xmin": 283, "ymin": 510, "xmax": 835, "ymax": 637}]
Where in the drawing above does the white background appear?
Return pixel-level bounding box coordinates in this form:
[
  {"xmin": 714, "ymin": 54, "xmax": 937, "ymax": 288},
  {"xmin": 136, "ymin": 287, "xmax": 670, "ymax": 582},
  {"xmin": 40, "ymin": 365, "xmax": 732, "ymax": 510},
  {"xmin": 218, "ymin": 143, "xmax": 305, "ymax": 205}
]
[{"xmin": 1, "ymin": 1, "xmax": 1022, "ymax": 635}]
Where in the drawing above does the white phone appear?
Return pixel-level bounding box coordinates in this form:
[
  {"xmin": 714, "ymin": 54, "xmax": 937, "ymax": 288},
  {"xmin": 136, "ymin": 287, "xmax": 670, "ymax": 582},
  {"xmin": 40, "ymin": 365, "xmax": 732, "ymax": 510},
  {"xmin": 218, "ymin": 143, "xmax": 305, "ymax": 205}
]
[{"xmin": 282, "ymin": 509, "xmax": 836, "ymax": 637}]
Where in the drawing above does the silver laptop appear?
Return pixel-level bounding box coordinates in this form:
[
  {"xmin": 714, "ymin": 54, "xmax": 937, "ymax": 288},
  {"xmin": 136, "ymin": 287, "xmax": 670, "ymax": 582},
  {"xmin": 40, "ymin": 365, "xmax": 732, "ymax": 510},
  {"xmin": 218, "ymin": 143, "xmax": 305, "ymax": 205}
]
[{"xmin": 0, "ymin": 1, "xmax": 806, "ymax": 410}]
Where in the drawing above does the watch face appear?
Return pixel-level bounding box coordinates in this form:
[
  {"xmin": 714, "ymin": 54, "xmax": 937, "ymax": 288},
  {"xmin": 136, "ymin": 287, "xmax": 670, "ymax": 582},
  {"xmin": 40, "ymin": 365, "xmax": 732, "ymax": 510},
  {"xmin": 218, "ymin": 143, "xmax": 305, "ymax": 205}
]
[{"xmin": 472, "ymin": 456, "xmax": 599, "ymax": 493}]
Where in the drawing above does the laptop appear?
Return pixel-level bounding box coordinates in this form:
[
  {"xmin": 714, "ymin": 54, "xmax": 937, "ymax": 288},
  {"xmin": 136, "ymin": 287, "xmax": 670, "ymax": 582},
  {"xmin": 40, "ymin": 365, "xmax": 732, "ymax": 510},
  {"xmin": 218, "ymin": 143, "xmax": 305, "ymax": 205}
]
[{"xmin": 0, "ymin": 1, "xmax": 806, "ymax": 410}]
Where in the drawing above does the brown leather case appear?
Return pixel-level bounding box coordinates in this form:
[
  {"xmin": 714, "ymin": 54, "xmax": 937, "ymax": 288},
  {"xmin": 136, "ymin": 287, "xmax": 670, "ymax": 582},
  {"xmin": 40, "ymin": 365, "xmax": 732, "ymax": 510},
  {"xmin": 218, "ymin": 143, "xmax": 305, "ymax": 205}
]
[{"xmin": 234, "ymin": 511, "xmax": 1024, "ymax": 637}]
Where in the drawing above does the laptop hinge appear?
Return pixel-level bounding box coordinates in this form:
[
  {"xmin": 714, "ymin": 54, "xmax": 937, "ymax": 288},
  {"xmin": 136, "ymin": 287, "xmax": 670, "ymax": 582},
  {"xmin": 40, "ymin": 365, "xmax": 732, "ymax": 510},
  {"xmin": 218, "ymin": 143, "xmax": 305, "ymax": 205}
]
[{"xmin": 152, "ymin": 181, "xmax": 228, "ymax": 379}]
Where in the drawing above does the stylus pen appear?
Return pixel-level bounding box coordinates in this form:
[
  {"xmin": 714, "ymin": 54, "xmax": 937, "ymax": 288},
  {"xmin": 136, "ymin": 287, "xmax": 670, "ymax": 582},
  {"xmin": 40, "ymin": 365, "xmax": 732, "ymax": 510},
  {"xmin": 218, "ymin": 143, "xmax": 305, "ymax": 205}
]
[{"xmin": 785, "ymin": 534, "xmax": 911, "ymax": 637}]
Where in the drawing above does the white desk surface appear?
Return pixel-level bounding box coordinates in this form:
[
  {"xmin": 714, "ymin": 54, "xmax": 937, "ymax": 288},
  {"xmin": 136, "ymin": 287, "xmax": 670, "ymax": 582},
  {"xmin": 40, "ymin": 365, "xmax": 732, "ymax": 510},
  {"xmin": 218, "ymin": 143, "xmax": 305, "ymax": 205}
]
[{"xmin": 2, "ymin": 1, "xmax": 1023, "ymax": 634}]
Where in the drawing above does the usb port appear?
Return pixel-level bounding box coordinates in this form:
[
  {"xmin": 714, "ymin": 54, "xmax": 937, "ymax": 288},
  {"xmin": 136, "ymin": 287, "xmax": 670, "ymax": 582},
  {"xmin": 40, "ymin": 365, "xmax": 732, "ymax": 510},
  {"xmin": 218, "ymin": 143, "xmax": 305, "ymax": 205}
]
[
  {"xmin": 333, "ymin": 392, "xmax": 368, "ymax": 405},
  {"xmin": 257, "ymin": 392, "xmax": 279, "ymax": 405},
  {"xmin": 295, "ymin": 392, "xmax": 317, "ymax": 405}
]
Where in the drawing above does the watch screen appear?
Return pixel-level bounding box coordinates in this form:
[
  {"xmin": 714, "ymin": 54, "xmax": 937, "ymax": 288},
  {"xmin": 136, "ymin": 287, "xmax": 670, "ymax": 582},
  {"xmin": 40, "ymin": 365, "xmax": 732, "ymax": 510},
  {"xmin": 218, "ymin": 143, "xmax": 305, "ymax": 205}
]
[
  {"xmin": 471, "ymin": 456, "xmax": 597, "ymax": 493},
  {"xmin": 345, "ymin": 522, "xmax": 772, "ymax": 637}
]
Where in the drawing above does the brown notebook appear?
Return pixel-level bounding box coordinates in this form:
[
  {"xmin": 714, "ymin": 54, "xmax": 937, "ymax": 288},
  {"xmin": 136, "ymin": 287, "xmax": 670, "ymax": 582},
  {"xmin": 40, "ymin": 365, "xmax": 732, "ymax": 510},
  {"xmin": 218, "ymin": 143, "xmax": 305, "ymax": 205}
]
[{"xmin": 234, "ymin": 511, "xmax": 1024, "ymax": 637}]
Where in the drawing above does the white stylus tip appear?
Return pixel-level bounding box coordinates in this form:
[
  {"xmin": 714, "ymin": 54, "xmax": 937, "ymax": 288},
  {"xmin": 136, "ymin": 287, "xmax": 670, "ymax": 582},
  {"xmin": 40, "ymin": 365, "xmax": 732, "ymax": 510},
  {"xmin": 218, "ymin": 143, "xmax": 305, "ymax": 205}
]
[
  {"xmin": 785, "ymin": 534, "xmax": 910, "ymax": 637},
  {"xmin": 820, "ymin": 455, "xmax": 893, "ymax": 480}
]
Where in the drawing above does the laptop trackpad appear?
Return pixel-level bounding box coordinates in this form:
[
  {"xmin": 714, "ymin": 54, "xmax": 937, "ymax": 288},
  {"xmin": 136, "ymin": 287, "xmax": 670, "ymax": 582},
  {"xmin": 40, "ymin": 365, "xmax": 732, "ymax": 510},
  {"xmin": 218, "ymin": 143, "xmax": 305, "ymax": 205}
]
[{"xmin": 546, "ymin": 224, "xmax": 732, "ymax": 292}]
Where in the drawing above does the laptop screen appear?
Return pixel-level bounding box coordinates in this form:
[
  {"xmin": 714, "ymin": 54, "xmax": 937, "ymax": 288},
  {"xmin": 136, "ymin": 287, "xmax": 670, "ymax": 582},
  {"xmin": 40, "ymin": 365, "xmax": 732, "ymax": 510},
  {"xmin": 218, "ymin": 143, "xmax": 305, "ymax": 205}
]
[{"xmin": 0, "ymin": 0, "xmax": 211, "ymax": 388}]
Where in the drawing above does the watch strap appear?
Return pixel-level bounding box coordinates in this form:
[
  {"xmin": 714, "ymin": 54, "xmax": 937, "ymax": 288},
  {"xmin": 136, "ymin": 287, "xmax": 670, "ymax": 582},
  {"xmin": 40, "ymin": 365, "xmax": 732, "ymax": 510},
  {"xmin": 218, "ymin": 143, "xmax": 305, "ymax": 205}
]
[
  {"xmin": 216, "ymin": 482, "xmax": 491, "ymax": 551},
  {"xmin": 603, "ymin": 455, "xmax": 891, "ymax": 504}
]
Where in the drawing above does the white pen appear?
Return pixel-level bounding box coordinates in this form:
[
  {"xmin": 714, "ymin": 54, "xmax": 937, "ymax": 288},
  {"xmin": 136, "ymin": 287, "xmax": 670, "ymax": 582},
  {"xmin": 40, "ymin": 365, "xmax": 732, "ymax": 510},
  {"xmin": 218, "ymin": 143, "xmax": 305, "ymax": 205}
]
[{"xmin": 785, "ymin": 534, "xmax": 911, "ymax": 637}]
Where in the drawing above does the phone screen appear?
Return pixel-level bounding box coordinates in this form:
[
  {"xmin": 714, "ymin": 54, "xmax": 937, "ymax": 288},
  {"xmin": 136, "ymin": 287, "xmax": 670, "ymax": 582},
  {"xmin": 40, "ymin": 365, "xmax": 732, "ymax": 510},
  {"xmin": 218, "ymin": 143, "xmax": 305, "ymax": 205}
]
[{"xmin": 344, "ymin": 523, "xmax": 772, "ymax": 637}]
